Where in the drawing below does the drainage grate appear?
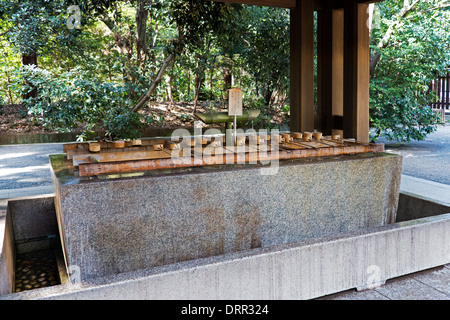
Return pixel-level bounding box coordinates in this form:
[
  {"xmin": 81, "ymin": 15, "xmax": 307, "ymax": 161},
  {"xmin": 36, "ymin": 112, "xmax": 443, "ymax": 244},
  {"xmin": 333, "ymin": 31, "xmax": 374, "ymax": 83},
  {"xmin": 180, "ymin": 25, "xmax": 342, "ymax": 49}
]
[{"xmin": 14, "ymin": 250, "xmax": 61, "ymax": 292}]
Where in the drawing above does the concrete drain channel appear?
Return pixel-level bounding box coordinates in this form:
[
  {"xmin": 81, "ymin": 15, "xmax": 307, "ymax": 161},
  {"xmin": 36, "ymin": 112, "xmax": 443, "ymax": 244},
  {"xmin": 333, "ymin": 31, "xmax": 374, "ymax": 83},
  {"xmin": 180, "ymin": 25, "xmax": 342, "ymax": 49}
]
[
  {"xmin": 1, "ymin": 192, "xmax": 450, "ymax": 299},
  {"xmin": 0, "ymin": 196, "xmax": 68, "ymax": 295}
]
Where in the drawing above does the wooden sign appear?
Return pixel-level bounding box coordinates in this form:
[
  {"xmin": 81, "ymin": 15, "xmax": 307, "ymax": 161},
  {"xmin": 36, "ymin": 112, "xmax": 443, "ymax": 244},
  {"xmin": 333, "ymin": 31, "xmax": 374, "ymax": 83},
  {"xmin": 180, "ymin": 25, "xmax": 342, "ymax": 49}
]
[{"xmin": 228, "ymin": 88, "xmax": 243, "ymax": 116}]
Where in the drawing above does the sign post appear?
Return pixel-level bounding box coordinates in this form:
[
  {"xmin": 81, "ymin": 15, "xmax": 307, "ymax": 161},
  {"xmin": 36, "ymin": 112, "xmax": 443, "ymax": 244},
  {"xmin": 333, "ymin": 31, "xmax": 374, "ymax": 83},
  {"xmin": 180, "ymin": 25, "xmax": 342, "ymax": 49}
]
[{"xmin": 228, "ymin": 88, "xmax": 243, "ymax": 145}]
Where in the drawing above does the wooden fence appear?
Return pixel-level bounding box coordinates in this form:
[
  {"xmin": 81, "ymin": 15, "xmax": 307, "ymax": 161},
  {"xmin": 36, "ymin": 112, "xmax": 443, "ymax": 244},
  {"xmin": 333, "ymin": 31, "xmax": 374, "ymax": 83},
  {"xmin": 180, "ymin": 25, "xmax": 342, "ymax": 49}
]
[{"xmin": 430, "ymin": 74, "xmax": 450, "ymax": 110}]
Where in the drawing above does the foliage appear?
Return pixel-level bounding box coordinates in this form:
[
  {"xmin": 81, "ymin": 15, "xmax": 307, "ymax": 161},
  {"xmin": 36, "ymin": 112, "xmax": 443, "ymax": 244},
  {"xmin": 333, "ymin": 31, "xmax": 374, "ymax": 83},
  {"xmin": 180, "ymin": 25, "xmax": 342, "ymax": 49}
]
[
  {"xmin": 19, "ymin": 65, "xmax": 147, "ymax": 139},
  {"xmin": 0, "ymin": 0, "xmax": 292, "ymax": 138},
  {"xmin": 2, "ymin": 0, "xmax": 449, "ymax": 142},
  {"xmin": 238, "ymin": 6, "xmax": 290, "ymax": 105},
  {"xmin": 242, "ymin": 96, "xmax": 286, "ymax": 130},
  {"xmin": 0, "ymin": 20, "xmax": 21, "ymax": 104},
  {"xmin": 102, "ymin": 106, "xmax": 148, "ymax": 140},
  {"xmin": 0, "ymin": 0, "xmax": 71, "ymax": 56},
  {"xmin": 369, "ymin": 0, "xmax": 450, "ymax": 142},
  {"xmin": 213, "ymin": 5, "xmax": 290, "ymax": 106}
]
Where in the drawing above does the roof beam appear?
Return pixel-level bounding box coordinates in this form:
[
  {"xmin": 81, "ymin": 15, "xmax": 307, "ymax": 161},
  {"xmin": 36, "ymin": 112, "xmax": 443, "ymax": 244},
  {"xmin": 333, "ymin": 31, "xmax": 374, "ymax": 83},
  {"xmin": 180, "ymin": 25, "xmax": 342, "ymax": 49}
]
[
  {"xmin": 331, "ymin": 0, "xmax": 384, "ymax": 9},
  {"xmin": 205, "ymin": 0, "xmax": 384, "ymax": 10},
  {"xmin": 204, "ymin": 0, "xmax": 296, "ymax": 8}
]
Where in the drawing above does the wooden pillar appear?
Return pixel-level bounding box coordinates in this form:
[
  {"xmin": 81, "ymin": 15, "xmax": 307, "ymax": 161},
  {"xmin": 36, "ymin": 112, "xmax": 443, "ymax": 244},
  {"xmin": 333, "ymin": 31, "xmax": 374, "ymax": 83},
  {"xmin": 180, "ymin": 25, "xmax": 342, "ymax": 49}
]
[
  {"xmin": 316, "ymin": 10, "xmax": 324, "ymax": 132},
  {"xmin": 343, "ymin": 0, "xmax": 370, "ymax": 142},
  {"xmin": 332, "ymin": 8, "xmax": 344, "ymax": 138},
  {"xmin": 317, "ymin": 0, "xmax": 338, "ymax": 136},
  {"xmin": 317, "ymin": 1, "xmax": 346, "ymax": 138},
  {"xmin": 290, "ymin": 0, "xmax": 315, "ymax": 133}
]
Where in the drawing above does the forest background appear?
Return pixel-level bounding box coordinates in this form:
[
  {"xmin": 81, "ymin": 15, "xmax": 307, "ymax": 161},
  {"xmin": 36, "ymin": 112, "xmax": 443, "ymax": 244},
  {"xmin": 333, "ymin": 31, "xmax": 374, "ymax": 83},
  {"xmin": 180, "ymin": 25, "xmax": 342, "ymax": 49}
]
[{"xmin": 1, "ymin": 0, "xmax": 449, "ymax": 142}]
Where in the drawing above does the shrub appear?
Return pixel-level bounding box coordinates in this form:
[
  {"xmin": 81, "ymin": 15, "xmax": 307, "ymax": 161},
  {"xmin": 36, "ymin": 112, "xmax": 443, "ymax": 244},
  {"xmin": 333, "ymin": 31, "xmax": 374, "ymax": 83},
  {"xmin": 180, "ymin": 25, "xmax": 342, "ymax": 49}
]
[{"xmin": 19, "ymin": 65, "xmax": 147, "ymax": 140}]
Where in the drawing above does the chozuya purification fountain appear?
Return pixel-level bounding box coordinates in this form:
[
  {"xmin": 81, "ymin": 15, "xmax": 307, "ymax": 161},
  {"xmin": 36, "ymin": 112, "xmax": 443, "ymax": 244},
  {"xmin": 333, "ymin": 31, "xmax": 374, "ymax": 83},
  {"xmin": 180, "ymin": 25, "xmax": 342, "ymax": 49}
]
[
  {"xmin": 3, "ymin": 0, "xmax": 447, "ymax": 301},
  {"xmin": 46, "ymin": 87, "xmax": 400, "ymax": 284}
]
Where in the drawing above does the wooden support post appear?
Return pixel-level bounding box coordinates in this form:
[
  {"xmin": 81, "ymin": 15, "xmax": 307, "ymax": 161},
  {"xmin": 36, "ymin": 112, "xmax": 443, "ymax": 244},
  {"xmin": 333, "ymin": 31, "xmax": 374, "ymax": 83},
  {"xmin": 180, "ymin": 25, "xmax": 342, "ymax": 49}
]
[
  {"xmin": 437, "ymin": 77, "xmax": 442, "ymax": 109},
  {"xmin": 343, "ymin": 1, "xmax": 370, "ymax": 143},
  {"xmin": 442, "ymin": 74, "xmax": 450, "ymax": 110},
  {"xmin": 332, "ymin": 8, "xmax": 344, "ymax": 138},
  {"xmin": 316, "ymin": 10, "xmax": 324, "ymax": 133},
  {"xmin": 317, "ymin": 0, "xmax": 337, "ymax": 136},
  {"xmin": 319, "ymin": 3, "xmax": 344, "ymax": 138},
  {"xmin": 290, "ymin": 0, "xmax": 315, "ymax": 133}
]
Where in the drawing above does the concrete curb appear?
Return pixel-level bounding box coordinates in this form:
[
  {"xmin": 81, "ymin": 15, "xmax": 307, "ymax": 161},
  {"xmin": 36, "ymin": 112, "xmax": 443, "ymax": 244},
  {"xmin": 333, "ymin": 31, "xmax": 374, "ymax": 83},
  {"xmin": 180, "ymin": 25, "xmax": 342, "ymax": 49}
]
[
  {"xmin": 400, "ymin": 174, "xmax": 450, "ymax": 206},
  {"xmin": 3, "ymin": 211, "xmax": 449, "ymax": 300},
  {"xmin": 0, "ymin": 186, "xmax": 54, "ymax": 200}
]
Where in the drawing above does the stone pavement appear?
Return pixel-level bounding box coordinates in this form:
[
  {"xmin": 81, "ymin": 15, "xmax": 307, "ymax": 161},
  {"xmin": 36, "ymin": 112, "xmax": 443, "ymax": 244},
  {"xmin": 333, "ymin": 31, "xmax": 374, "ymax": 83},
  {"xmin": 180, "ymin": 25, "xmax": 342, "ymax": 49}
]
[
  {"xmin": 401, "ymin": 174, "xmax": 450, "ymax": 206},
  {"xmin": 377, "ymin": 125, "xmax": 450, "ymax": 185},
  {"xmin": 0, "ymin": 143, "xmax": 62, "ymax": 200},
  {"xmin": 317, "ymin": 264, "xmax": 450, "ymax": 300}
]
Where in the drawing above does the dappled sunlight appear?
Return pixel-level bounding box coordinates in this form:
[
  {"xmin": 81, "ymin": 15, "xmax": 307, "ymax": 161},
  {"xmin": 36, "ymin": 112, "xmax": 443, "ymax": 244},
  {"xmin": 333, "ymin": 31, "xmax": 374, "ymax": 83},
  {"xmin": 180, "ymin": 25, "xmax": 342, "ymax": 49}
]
[
  {"xmin": 0, "ymin": 165, "xmax": 50, "ymax": 178},
  {"xmin": 404, "ymin": 154, "xmax": 417, "ymax": 158},
  {"xmin": 0, "ymin": 152, "xmax": 36, "ymax": 161},
  {"xmin": 16, "ymin": 177, "xmax": 43, "ymax": 184}
]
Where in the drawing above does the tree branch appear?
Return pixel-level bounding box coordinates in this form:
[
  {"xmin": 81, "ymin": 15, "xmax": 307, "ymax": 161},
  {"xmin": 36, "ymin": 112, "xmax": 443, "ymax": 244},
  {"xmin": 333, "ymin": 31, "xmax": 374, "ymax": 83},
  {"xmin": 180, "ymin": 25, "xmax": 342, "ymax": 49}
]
[
  {"xmin": 370, "ymin": 0, "xmax": 420, "ymax": 78},
  {"xmin": 0, "ymin": 22, "xmax": 18, "ymax": 38},
  {"xmin": 131, "ymin": 52, "xmax": 175, "ymax": 113},
  {"xmin": 131, "ymin": 28, "xmax": 186, "ymax": 113},
  {"xmin": 420, "ymin": 0, "xmax": 450, "ymax": 13}
]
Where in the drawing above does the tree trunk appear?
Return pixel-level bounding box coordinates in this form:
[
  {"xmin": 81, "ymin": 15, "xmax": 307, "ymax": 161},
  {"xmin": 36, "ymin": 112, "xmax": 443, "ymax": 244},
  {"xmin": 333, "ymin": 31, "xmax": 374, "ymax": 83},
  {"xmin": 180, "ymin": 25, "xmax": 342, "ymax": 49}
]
[
  {"xmin": 187, "ymin": 71, "xmax": 191, "ymax": 98},
  {"xmin": 193, "ymin": 74, "xmax": 204, "ymax": 112},
  {"xmin": 166, "ymin": 74, "xmax": 173, "ymax": 106},
  {"xmin": 193, "ymin": 52, "xmax": 206, "ymax": 111},
  {"xmin": 223, "ymin": 67, "xmax": 232, "ymax": 99},
  {"xmin": 4, "ymin": 69, "xmax": 15, "ymax": 104},
  {"xmin": 21, "ymin": 52, "xmax": 38, "ymax": 100},
  {"xmin": 370, "ymin": 0, "xmax": 420, "ymax": 78},
  {"xmin": 101, "ymin": 12, "xmax": 139, "ymax": 92},
  {"xmin": 209, "ymin": 55, "xmax": 216, "ymax": 100},
  {"xmin": 131, "ymin": 52, "xmax": 175, "ymax": 113},
  {"xmin": 136, "ymin": 0, "xmax": 151, "ymax": 69},
  {"xmin": 131, "ymin": 30, "xmax": 186, "ymax": 113},
  {"xmin": 264, "ymin": 84, "xmax": 273, "ymax": 106}
]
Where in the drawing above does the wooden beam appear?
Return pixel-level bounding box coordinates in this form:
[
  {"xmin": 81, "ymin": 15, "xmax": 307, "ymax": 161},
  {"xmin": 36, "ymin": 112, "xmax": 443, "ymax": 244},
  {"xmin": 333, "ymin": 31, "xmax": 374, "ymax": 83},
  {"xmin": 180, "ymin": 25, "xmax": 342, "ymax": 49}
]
[
  {"xmin": 316, "ymin": 9, "xmax": 324, "ymax": 132},
  {"xmin": 205, "ymin": 0, "xmax": 384, "ymax": 9},
  {"xmin": 204, "ymin": 0, "xmax": 296, "ymax": 8},
  {"xmin": 356, "ymin": 4, "xmax": 370, "ymax": 143},
  {"xmin": 289, "ymin": 0, "xmax": 315, "ymax": 133},
  {"xmin": 343, "ymin": 0, "xmax": 370, "ymax": 142},
  {"xmin": 78, "ymin": 142, "xmax": 384, "ymax": 177},
  {"xmin": 332, "ymin": 0, "xmax": 384, "ymax": 9},
  {"xmin": 319, "ymin": 4, "xmax": 346, "ymax": 137},
  {"xmin": 332, "ymin": 8, "xmax": 344, "ymax": 137},
  {"xmin": 317, "ymin": 0, "xmax": 336, "ymax": 135}
]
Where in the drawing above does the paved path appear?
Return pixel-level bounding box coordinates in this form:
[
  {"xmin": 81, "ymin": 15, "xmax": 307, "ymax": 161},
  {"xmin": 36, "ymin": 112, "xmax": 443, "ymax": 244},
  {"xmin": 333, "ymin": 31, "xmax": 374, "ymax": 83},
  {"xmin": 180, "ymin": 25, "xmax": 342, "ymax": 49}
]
[
  {"xmin": 0, "ymin": 143, "xmax": 62, "ymax": 199},
  {"xmin": 401, "ymin": 174, "xmax": 450, "ymax": 205},
  {"xmin": 377, "ymin": 125, "xmax": 450, "ymax": 185},
  {"xmin": 317, "ymin": 264, "xmax": 450, "ymax": 300}
]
